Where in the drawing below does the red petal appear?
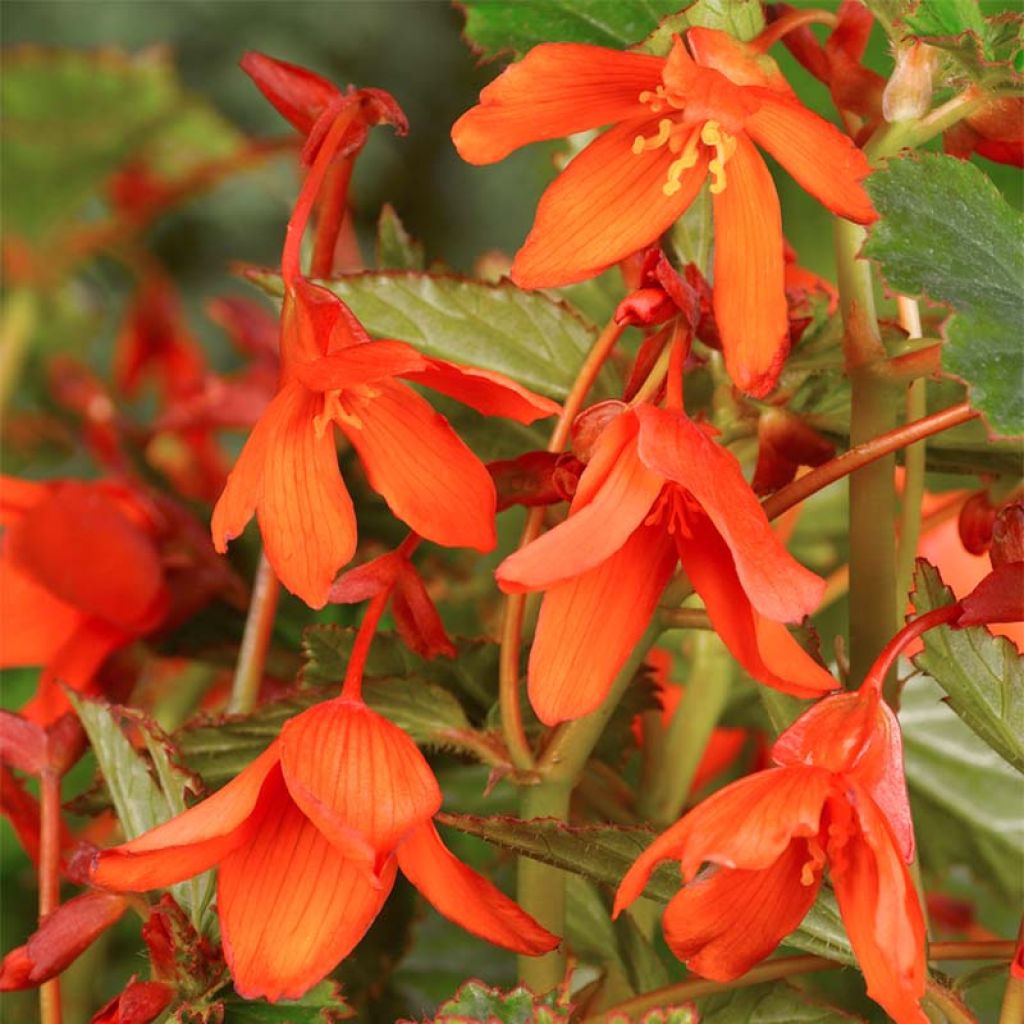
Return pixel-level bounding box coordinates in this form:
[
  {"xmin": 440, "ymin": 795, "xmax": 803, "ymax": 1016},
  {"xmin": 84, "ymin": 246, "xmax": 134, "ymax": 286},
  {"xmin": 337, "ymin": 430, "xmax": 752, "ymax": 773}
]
[
  {"xmin": 213, "ymin": 382, "xmax": 357, "ymax": 608},
  {"xmin": 0, "ymin": 710, "xmax": 46, "ymax": 775},
  {"xmin": 0, "ymin": 560, "xmax": 82, "ymax": 668},
  {"xmin": 511, "ymin": 120, "xmax": 708, "ymax": 288},
  {"xmin": 328, "ymin": 551, "xmax": 402, "ymax": 604},
  {"xmin": 91, "ymin": 745, "xmax": 281, "ymax": 891},
  {"xmin": 661, "ymin": 839, "xmax": 821, "ymax": 979},
  {"xmin": 336, "ymin": 380, "xmax": 495, "ymax": 552},
  {"xmin": 746, "ymin": 92, "xmax": 876, "ymax": 224},
  {"xmin": 396, "ymin": 821, "xmax": 559, "ymax": 955},
  {"xmin": 240, "ymin": 52, "xmax": 340, "ymax": 135},
  {"xmin": 687, "ymin": 28, "xmax": 794, "ymax": 94},
  {"xmin": 829, "ymin": 788, "xmax": 928, "ymax": 1024},
  {"xmin": 956, "ymin": 562, "xmax": 1024, "ymax": 625},
  {"xmin": 452, "ymin": 44, "xmax": 662, "ymax": 164},
  {"xmin": 218, "ymin": 767, "xmax": 395, "ymax": 1002},
  {"xmin": 614, "ymin": 765, "xmax": 828, "ymax": 915},
  {"xmin": 6, "ymin": 483, "xmax": 166, "ymax": 634},
  {"xmin": 497, "ymin": 415, "xmax": 662, "ymax": 592},
  {"xmin": 392, "ymin": 568, "xmax": 456, "ymax": 659},
  {"xmin": 710, "ymin": 137, "xmax": 789, "ymax": 397},
  {"xmin": 527, "ymin": 523, "xmax": 678, "ymax": 726},
  {"xmin": 635, "ymin": 404, "xmax": 826, "ymax": 623},
  {"xmin": 402, "ymin": 358, "xmax": 560, "ymax": 424},
  {"xmin": 278, "ymin": 699, "xmax": 441, "ymax": 863},
  {"xmin": 293, "ymin": 340, "xmax": 430, "ymax": 392},
  {"xmin": 0, "ymin": 476, "xmax": 48, "ymax": 523}
]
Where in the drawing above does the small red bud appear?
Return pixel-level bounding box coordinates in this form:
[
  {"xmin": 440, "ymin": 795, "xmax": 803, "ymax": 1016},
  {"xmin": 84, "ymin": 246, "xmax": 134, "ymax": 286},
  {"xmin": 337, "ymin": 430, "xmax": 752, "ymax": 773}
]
[
  {"xmin": 958, "ymin": 491, "xmax": 997, "ymax": 555},
  {"xmin": 991, "ymin": 498, "xmax": 1024, "ymax": 568},
  {"xmin": 571, "ymin": 401, "xmax": 626, "ymax": 463}
]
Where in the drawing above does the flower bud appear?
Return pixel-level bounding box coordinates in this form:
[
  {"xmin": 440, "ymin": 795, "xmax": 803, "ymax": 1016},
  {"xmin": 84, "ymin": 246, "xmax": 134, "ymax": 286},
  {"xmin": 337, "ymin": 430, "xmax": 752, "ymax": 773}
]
[
  {"xmin": 991, "ymin": 498, "xmax": 1024, "ymax": 568},
  {"xmin": 883, "ymin": 42, "xmax": 937, "ymax": 123},
  {"xmin": 570, "ymin": 400, "xmax": 626, "ymax": 462},
  {"xmin": 958, "ymin": 491, "xmax": 997, "ymax": 555}
]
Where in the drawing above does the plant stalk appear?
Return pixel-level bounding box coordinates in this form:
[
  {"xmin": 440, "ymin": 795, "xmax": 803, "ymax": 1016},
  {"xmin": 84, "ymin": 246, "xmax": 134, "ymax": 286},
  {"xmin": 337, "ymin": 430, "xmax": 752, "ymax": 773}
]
[
  {"xmin": 227, "ymin": 552, "xmax": 281, "ymax": 715},
  {"xmin": 39, "ymin": 770, "xmax": 63, "ymax": 1024}
]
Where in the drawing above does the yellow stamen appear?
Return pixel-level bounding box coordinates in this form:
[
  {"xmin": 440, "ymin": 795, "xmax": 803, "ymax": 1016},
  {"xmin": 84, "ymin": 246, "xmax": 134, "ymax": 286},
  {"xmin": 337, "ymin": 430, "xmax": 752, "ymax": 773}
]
[
  {"xmin": 632, "ymin": 117, "xmax": 673, "ymax": 155},
  {"xmin": 700, "ymin": 120, "xmax": 737, "ymax": 195},
  {"xmin": 663, "ymin": 126, "xmax": 703, "ymax": 197}
]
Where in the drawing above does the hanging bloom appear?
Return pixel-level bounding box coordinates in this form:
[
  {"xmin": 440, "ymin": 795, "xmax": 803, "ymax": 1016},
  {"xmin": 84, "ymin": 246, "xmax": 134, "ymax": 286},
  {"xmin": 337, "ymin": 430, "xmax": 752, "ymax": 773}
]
[
  {"xmin": 614, "ymin": 684, "xmax": 927, "ymax": 1024},
  {"xmin": 0, "ymin": 477, "xmax": 169, "ymax": 724},
  {"xmin": 211, "ymin": 278, "xmax": 559, "ymax": 608},
  {"xmin": 89, "ymin": 696, "xmax": 559, "ymax": 1001},
  {"xmin": 496, "ymin": 405, "xmax": 836, "ymax": 725},
  {"xmin": 453, "ymin": 28, "xmax": 875, "ymax": 396}
]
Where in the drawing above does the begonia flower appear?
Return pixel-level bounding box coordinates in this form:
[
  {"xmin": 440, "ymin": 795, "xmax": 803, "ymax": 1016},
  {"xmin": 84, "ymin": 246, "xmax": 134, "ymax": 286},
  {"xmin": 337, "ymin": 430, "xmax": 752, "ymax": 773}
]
[
  {"xmin": 496, "ymin": 405, "xmax": 836, "ymax": 724},
  {"xmin": 453, "ymin": 28, "xmax": 875, "ymax": 395},
  {"xmin": 0, "ymin": 477, "xmax": 170, "ymax": 724},
  {"xmin": 89, "ymin": 696, "xmax": 559, "ymax": 1001},
  {"xmin": 615, "ymin": 684, "xmax": 927, "ymax": 1024}
]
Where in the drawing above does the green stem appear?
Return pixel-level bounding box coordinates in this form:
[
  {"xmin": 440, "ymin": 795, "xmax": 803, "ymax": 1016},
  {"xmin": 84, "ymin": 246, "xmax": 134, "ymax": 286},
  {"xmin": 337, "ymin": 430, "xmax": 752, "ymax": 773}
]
[
  {"xmin": 834, "ymin": 218, "xmax": 900, "ymax": 701},
  {"xmin": 896, "ymin": 298, "xmax": 928, "ymax": 614},
  {"xmin": 0, "ymin": 288, "xmax": 37, "ymax": 419},
  {"xmin": 227, "ymin": 552, "xmax": 280, "ymax": 715},
  {"xmin": 638, "ymin": 631, "xmax": 732, "ymax": 826},
  {"xmin": 866, "ymin": 88, "xmax": 985, "ymax": 163},
  {"xmin": 518, "ymin": 619, "xmax": 664, "ymax": 991}
]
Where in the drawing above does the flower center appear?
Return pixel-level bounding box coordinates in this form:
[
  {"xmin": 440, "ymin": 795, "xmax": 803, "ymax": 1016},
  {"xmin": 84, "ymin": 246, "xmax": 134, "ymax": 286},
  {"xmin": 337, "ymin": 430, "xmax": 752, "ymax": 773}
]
[
  {"xmin": 317, "ymin": 384, "xmax": 381, "ymax": 435},
  {"xmin": 633, "ymin": 90, "xmax": 737, "ymax": 198}
]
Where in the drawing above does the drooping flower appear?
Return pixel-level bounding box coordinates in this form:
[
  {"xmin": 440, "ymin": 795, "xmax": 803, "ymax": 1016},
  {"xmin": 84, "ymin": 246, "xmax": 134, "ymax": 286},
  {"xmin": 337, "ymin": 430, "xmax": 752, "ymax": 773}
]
[
  {"xmin": 0, "ymin": 477, "xmax": 169, "ymax": 723},
  {"xmin": 614, "ymin": 684, "xmax": 927, "ymax": 1024},
  {"xmin": 90, "ymin": 696, "xmax": 559, "ymax": 1001},
  {"xmin": 496, "ymin": 405, "xmax": 836, "ymax": 725},
  {"xmin": 452, "ymin": 28, "xmax": 875, "ymax": 396}
]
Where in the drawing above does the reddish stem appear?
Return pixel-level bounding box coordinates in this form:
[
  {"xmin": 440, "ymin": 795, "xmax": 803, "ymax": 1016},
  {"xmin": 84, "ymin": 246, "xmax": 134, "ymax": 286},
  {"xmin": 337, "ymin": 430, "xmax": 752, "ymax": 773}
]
[
  {"xmin": 310, "ymin": 158, "xmax": 356, "ymax": 278},
  {"xmin": 341, "ymin": 580, "xmax": 400, "ymax": 702},
  {"xmin": 38, "ymin": 770, "xmax": 62, "ymax": 1024},
  {"xmin": 663, "ymin": 322, "xmax": 688, "ymax": 413},
  {"xmin": 861, "ymin": 604, "xmax": 963, "ymax": 694},
  {"xmin": 281, "ymin": 105, "xmax": 359, "ymax": 285},
  {"xmin": 754, "ymin": 7, "xmax": 838, "ymax": 53},
  {"xmin": 763, "ymin": 402, "xmax": 978, "ymax": 522}
]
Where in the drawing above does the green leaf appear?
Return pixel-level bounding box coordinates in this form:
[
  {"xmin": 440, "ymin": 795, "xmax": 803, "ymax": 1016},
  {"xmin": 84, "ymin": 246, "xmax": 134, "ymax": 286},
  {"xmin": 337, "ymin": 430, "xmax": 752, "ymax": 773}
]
[
  {"xmin": 219, "ymin": 980, "xmax": 353, "ymax": 1022},
  {"xmin": 700, "ymin": 982, "xmax": 864, "ymax": 1023},
  {"xmin": 901, "ymin": 677, "xmax": 1024, "ymax": 903},
  {"xmin": 69, "ymin": 694, "xmax": 212, "ymax": 918},
  {"xmin": 910, "ymin": 561, "xmax": 1024, "ymax": 772},
  {"xmin": 640, "ymin": 0, "xmax": 765, "ymax": 54},
  {"xmin": 902, "ymin": 0, "xmax": 986, "ymax": 41},
  {"xmin": 459, "ymin": 1, "xmax": 684, "ymax": 60},
  {"xmin": 247, "ymin": 268, "xmax": 594, "ymax": 399},
  {"xmin": 615, "ymin": 909, "xmax": 671, "ymax": 991},
  {"xmin": 376, "ymin": 203, "xmax": 426, "ymax": 271},
  {"xmin": 864, "ymin": 154, "xmax": 1024, "ymax": 436},
  {"xmin": 1, "ymin": 47, "xmax": 179, "ymax": 239},
  {"xmin": 565, "ymin": 875, "xmax": 624, "ymax": 968},
  {"xmin": 421, "ymin": 981, "xmax": 571, "ymax": 1024},
  {"xmin": 435, "ymin": 813, "xmax": 855, "ymax": 965}
]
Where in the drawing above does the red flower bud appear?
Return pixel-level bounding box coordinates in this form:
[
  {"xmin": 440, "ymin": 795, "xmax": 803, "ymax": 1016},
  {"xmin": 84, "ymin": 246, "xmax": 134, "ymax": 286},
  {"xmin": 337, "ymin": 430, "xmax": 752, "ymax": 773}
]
[
  {"xmin": 92, "ymin": 978, "xmax": 174, "ymax": 1024},
  {"xmin": 991, "ymin": 499, "xmax": 1024, "ymax": 568},
  {"xmin": 571, "ymin": 400, "xmax": 627, "ymax": 462}
]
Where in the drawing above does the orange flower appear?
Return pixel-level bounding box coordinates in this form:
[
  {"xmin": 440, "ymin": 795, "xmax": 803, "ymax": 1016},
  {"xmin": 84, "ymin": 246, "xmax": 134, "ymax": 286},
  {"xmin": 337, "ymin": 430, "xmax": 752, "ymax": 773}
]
[
  {"xmin": 89, "ymin": 696, "xmax": 558, "ymax": 1001},
  {"xmin": 496, "ymin": 405, "xmax": 836, "ymax": 725},
  {"xmin": 453, "ymin": 28, "xmax": 875, "ymax": 396},
  {"xmin": 0, "ymin": 477, "xmax": 169, "ymax": 724},
  {"xmin": 615, "ymin": 686, "xmax": 927, "ymax": 1024},
  {"xmin": 212, "ymin": 88, "xmax": 559, "ymax": 609}
]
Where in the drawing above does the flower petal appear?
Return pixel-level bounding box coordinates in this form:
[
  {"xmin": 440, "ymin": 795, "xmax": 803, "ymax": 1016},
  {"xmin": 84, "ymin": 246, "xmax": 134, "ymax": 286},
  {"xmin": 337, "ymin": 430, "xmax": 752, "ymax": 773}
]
[
  {"xmin": 397, "ymin": 821, "xmax": 559, "ymax": 955},
  {"xmin": 6, "ymin": 482, "xmax": 166, "ymax": 634},
  {"xmin": 527, "ymin": 523, "xmax": 678, "ymax": 726},
  {"xmin": 401, "ymin": 358, "xmax": 560, "ymax": 424},
  {"xmin": 710, "ymin": 136, "xmax": 788, "ymax": 397},
  {"xmin": 91, "ymin": 745, "xmax": 281, "ymax": 891},
  {"xmin": 635, "ymin": 404, "xmax": 825, "ymax": 622},
  {"xmin": 746, "ymin": 92, "xmax": 876, "ymax": 224},
  {"xmin": 452, "ymin": 44, "xmax": 663, "ymax": 165},
  {"xmin": 614, "ymin": 765, "xmax": 828, "ymax": 916},
  {"xmin": 512, "ymin": 120, "xmax": 708, "ymax": 288},
  {"xmin": 497, "ymin": 415, "xmax": 662, "ymax": 592},
  {"xmin": 830, "ymin": 787, "xmax": 928, "ymax": 1024},
  {"xmin": 225, "ymin": 381, "xmax": 357, "ymax": 609},
  {"xmin": 293, "ymin": 340, "xmax": 430, "ymax": 392},
  {"xmin": 661, "ymin": 838, "xmax": 822, "ymax": 979},
  {"xmin": 0, "ymin": 559, "xmax": 82, "ymax": 668},
  {"xmin": 686, "ymin": 28, "xmax": 794, "ymax": 93},
  {"xmin": 675, "ymin": 514, "xmax": 836, "ymax": 697},
  {"xmin": 218, "ymin": 767, "xmax": 396, "ymax": 1002},
  {"xmin": 279, "ymin": 699, "xmax": 441, "ymax": 860},
  {"xmin": 336, "ymin": 379, "xmax": 495, "ymax": 552}
]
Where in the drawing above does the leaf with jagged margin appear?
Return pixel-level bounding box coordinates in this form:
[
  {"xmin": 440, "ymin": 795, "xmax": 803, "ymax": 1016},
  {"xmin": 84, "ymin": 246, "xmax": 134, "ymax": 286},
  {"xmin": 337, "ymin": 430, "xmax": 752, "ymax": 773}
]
[
  {"xmin": 414, "ymin": 980, "xmax": 571, "ymax": 1023},
  {"xmin": 376, "ymin": 204, "xmax": 426, "ymax": 271},
  {"xmin": 246, "ymin": 268, "xmax": 594, "ymax": 399},
  {"xmin": 864, "ymin": 154, "xmax": 1024, "ymax": 437},
  {"xmin": 640, "ymin": 0, "xmax": 765, "ymax": 55},
  {"xmin": 901, "ymin": 677, "xmax": 1024, "ymax": 903},
  {"xmin": 68, "ymin": 694, "xmax": 212, "ymax": 918},
  {"xmin": 214, "ymin": 980, "xmax": 353, "ymax": 1022},
  {"xmin": 700, "ymin": 981, "xmax": 865, "ymax": 1022},
  {"xmin": 910, "ymin": 560, "xmax": 1024, "ymax": 773},
  {"xmin": 436, "ymin": 813, "xmax": 856, "ymax": 965}
]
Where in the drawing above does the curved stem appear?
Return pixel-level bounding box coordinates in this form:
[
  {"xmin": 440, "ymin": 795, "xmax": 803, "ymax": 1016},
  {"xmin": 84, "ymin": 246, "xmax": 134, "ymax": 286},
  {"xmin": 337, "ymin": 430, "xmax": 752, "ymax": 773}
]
[
  {"xmin": 39, "ymin": 771, "xmax": 62, "ymax": 1024},
  {"xmin": 311, "ymin": 158, "xmax": 355, "ymax": 278},
  {"xmin": 762, "ymin": 402, "xmax": 978, "ymax": 522},
  {"xmin": 754, "ymin": 7, "xmax": 837, "ymax": 53},
  {"xmin": 499, "ymin": 318, "xmax": 627, "ymax": 771},
  {"xmin": 866, "ymin": 87, "xmax": 985, "ymax": 163},
  {"xmin": 342, "ymin": 588, "xmax": 394, "ymax": 702},
  {"xmin": 227, "ymin": 552, "xmax": 281, "ymax": 715},
  {"xmin": 588, "ymin": 941, "xmax": 1016, "ymax": 1022}
]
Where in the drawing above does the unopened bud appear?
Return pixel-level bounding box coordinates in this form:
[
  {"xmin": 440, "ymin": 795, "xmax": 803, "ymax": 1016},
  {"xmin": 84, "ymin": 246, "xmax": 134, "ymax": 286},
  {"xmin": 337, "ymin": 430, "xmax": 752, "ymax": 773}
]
[
  {"xmin": 958, "ymin": 491, "xmax": 997, "ymax": 555},
  {"xmin": 990, "ymin": 498, "xmax": 1024, "ymax": 568},
  {"xmin": 883, "ymin": 41, "xmax": 937, "ymax": 123},
  {"xmin": 570, "ymin": 400, "xmax": 626, "ymax": 462}
]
